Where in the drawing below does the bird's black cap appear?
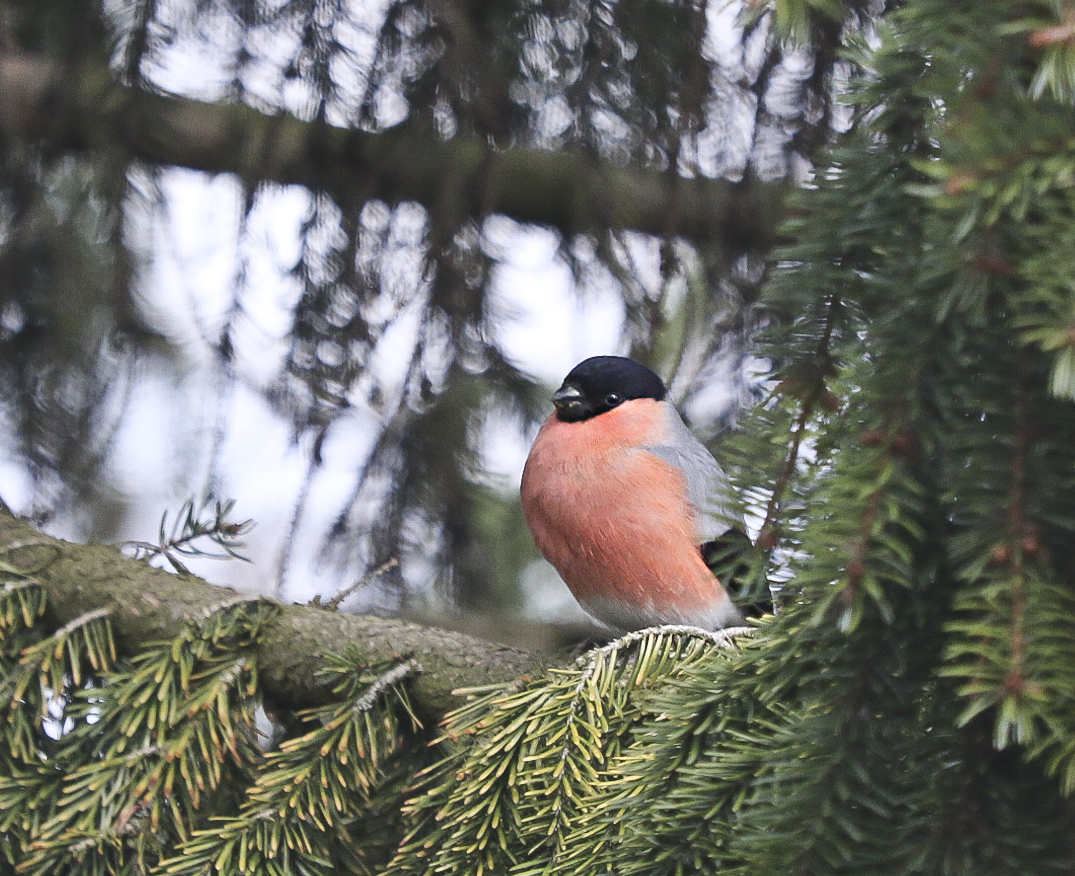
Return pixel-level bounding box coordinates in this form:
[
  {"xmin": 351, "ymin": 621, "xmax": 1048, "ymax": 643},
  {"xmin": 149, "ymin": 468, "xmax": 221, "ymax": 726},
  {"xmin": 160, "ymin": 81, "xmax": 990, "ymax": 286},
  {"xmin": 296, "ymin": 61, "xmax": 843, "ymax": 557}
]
[{"xmin": 552, "ymin": 356, "xmax": 667, "ymax": 422}]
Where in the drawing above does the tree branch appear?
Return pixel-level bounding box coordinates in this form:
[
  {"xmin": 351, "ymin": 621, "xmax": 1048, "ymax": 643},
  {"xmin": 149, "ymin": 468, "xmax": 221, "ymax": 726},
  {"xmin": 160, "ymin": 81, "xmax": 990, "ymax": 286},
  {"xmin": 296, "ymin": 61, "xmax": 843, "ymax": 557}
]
[
  {"xmin": 0, "ymin": 51, "xmax": 785, "ymax": 248},
  {"xmin": 0, "ymin": 511, "xmax": 547, "ymax": 722}
]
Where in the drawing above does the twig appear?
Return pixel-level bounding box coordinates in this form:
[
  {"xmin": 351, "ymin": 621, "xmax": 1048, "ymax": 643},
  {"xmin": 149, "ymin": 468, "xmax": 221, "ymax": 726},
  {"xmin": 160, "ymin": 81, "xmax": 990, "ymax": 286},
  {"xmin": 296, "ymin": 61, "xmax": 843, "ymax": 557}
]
[
  {"xmin": 319, "ymin": 558, "xmax": 399, "ymax": 612},
  {"xmin": 353, "ymin": 658, "xmax": 422, "ymax": 712}
]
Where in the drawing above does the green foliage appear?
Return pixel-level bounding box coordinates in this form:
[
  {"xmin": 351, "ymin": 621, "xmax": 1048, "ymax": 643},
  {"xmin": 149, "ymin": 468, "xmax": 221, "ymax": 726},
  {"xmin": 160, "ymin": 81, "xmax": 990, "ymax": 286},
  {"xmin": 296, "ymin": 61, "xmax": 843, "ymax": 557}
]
[
  {"xmin": 388, "ymin": 626, "xmax": 751, "ymax": 876},
  {"xmin": 740, "ymin": 0, "xmax": 851, "ymax": 45},
  {"xmin": 0, "ymin": 576, "xmax": 422, "ymax": 876},
  {"xmin": 157, "ymin": 654, "xmax": 422, "ymax": 876},
  {"xmin": 119, "ymin": 496, "xmax": 255, "ymax": 575}
]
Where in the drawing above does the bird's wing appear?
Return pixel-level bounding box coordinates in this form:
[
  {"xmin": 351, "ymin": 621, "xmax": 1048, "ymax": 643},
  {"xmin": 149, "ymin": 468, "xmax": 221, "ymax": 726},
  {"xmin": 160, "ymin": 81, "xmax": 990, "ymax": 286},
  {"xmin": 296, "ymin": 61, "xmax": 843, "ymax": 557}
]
[{"xmin": 644, "ymin": 407, "xmax": 743, "ymax": 543}]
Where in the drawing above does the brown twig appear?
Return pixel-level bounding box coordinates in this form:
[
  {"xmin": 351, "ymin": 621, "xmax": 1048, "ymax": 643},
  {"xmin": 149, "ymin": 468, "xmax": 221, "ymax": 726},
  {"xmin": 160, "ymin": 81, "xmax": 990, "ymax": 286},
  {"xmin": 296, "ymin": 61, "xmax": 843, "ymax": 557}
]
[
  {"xmin": 759, "ymin": 290, "xmax": 842, "ymax": 547},
  {"xmin": 320, "ymin": 558, "xmax": 400, "ymax": 612}
]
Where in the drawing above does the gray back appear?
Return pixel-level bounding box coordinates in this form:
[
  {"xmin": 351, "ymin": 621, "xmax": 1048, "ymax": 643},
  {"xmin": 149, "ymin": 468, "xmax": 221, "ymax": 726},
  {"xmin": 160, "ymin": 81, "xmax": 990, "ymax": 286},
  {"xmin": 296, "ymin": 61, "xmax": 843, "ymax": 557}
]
[{"xmin": 643, "ymin": 406, "xmax": 742, "ymax": 543}]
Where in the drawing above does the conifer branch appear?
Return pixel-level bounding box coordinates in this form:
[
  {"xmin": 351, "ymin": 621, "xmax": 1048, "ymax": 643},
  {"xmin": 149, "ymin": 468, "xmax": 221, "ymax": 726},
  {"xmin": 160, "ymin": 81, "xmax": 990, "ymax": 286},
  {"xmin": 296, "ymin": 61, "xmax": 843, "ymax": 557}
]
[
  {"xmin": 1005, "ymin": 349, "xmax": 1031, "ymax": 697},
  {"xmin": 0, "ymin": 50, "xmax": 786, "ymax": 247},
  {"xmin": 842, "ymin": 467, "xmax": 884, "ymax": 608},
  {"xmin": 388, "ymin": 627, "xmax": 749, "ymax": 876},
  {"xmin": 118, "ymin": 497, "xmax": 254, "ymax": 575},
  {"xmin": 0, "ymin": 511, "xmax": 548, "ymax": 719},
  {"xmin": 760, "ymin": 290, "xmax": 842, "ymax": 548}
]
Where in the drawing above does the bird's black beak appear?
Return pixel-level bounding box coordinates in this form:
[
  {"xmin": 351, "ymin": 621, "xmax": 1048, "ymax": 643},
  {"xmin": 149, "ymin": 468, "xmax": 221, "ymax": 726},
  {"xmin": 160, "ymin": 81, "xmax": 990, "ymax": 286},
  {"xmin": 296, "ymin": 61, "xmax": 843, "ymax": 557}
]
[{"xmin": 552, "ymin": 382, "xmax": 587, "ymax": 421}]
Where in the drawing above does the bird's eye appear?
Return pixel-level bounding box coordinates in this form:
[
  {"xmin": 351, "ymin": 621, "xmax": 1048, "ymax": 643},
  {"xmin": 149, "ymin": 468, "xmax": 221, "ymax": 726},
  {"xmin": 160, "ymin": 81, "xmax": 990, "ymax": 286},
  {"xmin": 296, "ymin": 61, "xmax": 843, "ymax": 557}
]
[{"xmin": 604, "ymin": 392, "xmax": 623, "ymax": 407}]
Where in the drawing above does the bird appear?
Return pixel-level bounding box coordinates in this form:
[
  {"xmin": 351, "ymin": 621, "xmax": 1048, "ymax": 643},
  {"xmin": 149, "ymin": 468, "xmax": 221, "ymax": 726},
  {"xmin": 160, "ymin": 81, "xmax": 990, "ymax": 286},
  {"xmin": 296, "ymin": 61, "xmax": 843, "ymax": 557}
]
[{"xmin": 520, "ymin": 355, "xmax": 750, "ymax": 633}]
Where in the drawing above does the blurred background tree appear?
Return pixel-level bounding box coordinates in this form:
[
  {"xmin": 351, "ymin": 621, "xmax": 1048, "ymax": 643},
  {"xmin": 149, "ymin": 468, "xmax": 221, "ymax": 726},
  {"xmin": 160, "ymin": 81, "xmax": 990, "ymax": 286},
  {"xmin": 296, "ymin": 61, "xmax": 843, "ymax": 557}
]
[{"xmin": 0, "ymin": 0, "xmax": 852, "ymax": 618}]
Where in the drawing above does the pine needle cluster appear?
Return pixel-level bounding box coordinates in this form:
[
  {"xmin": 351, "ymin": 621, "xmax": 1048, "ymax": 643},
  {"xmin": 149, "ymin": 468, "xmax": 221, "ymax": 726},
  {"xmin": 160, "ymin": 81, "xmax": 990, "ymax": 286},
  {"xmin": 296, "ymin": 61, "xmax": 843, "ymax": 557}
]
[
  {"xmin": 0, "ymin": 562, "xmax": 424, "ymax": 876},
  {"xmin": 388, "ymin": 626, "xmax": 751, "ymax": 876}
]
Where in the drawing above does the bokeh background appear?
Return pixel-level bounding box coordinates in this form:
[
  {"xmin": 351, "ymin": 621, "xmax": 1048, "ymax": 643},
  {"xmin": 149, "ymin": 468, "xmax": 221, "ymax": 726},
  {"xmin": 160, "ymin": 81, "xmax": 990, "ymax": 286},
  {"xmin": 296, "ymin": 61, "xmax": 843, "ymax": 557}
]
[{"xmin": 0, "ymin": 0, "xmax": 848, "ymax": 625}]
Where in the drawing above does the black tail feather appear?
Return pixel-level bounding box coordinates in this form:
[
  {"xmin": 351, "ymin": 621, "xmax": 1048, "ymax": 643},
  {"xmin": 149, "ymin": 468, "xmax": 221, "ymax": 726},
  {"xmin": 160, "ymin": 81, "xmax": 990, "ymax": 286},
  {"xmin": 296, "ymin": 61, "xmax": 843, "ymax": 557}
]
[{"xmin": 701, "ymin": 528, "xmax": 773, "ymax": 619}]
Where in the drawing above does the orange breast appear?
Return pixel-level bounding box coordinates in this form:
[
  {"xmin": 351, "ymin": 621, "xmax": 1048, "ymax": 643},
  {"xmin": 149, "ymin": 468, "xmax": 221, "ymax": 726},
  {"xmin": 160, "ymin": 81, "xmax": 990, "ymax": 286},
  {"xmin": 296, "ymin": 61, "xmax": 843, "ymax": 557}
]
[{"xmin": 520, "ymin": 400, "xmax": 738, "ymax": 630}]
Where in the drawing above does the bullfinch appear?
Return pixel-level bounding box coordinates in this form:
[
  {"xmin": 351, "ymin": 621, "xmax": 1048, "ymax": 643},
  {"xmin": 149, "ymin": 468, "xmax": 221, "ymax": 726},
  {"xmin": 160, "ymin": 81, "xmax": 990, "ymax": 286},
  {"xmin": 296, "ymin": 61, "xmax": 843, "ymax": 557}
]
[{"xmin": 520, "ymin": 355, "xmax": 748, "ymax": 632}]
